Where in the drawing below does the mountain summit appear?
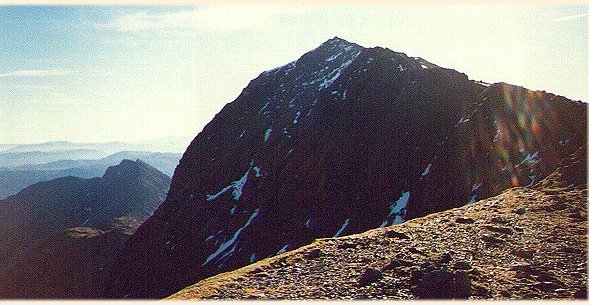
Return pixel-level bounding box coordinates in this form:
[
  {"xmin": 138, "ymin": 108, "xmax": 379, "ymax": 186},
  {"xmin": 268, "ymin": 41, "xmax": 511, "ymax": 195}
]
[{"xmin": 106, "ymin": 38, "xmax": 586, "ymax": 298}]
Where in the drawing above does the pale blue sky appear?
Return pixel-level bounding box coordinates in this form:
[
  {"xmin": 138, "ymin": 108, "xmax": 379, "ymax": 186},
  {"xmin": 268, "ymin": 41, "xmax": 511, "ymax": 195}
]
[{"xmin": 0, "ymin": 5, "xmax": 586, "ymax": 144}]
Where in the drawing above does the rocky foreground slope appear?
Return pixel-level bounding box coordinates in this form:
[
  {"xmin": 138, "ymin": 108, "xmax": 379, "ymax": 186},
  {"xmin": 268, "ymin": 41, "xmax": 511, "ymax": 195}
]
[{"xmin": 170, "ymin": 147, "xmax": 587, "ymax": 300}]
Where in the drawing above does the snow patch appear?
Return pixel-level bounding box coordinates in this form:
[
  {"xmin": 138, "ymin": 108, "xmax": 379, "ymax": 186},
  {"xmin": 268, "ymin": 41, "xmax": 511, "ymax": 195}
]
[
  {"xmin": 326, "ymin": 52, "xmax": 342, "ymax": 62},
  {"xmin": 276, "ymin": 245, "xmax": 289, "ymax": 255},
  {"xmin": 206, "ymin": 160, "xmax": 262, "ymax": 201},
  {"xmin": 253, "ymin": 166, "xmax": 262, "ymax": 177},
  {"xmin": 318, "ymin": 51, "xmax": 360, "ymax": 89},
  {"xmin": 293, "ymin": 111, "xmax": 301, "ymax": 124},
  {"xmin": 264, "ymin": 128, "xmax": 272, "ymax": 141},
  {"xmin": 467, "ymin": 195, "xmax": 477, "ymax": 204},
  {"xmin": 333, "ymin": 218, "xmax": 350, "ymax": 238},
  {"xmin": 206, "ymin": 185, "xmax": 232, "ymax": 201},
  {"xmin": 258, "ymin": 101, "xmax": 270, "ymax": 114},
  {"xmin": 205, "ymin": 235, "xmax": 214, "ymax": 242},
  {"xmin": 283, "ymin": 127, "xmax": 291, "ymax": 138},
  {"xmin": 239, "ymin": 130, "xmax": 246, "ymax": 138},
  {"xmin": 305, "ymin": 218, "xmax": 311, "ymax": 228},
  {"xmin": 455, "ymin": 117, "xmax": 464, "ymax": 127},
  {"xmin": 516, "ymin": 151, "xmax": 540, "ymax": 167},
  {"xmin": 250, "ymin": 253, "xmax": 256, "ymax": 263},
  {"xmin": 493, "ymin": 119, "xmax": 500, "ymax": 143},
  {"xmin": 526, "ymin": 175, "xmax": 537, "ymax": 187},
  {"xmin": 388, "ymin": 191, "xmax": 410, "ymax": 225},
  {"xmin": 398, "ymin": 64, "xmax": 406, "ymax": 72},
  {"xmin": 421, "ymin": 163, "xmax": 432, "ymax": 177},
  {"xmin": 263, "ymin": 60, "xmax": 297, "ymax": 75},
  {"xmin": 471, "ymin": 181, "xmax": 483, "ymax": 192},
  {"xmin": 379, "ymin": 220, "xmax": 388, "ymax": 228},
  {"xmin": 203, "ymin": 208, "xmax": 260, "ymax": 265},
  {"xmin": 231, "ymin": 170, "xmax": 249, "ymax": 201}
]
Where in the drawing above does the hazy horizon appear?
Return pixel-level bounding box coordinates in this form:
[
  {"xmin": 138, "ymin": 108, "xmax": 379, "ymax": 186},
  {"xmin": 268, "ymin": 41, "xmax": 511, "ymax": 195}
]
[{"xmin": 1, "ymin": 5, "xmax": 586, "ymax": 145}]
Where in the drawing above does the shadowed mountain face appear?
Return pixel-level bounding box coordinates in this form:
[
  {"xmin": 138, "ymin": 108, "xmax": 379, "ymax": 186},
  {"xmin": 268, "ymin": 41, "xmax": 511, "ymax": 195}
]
[
  {"xmin": 169, "ymin": 147, "xmax": 587, "ymax": 300},
  {"xmin": 106, "ymin": 37, "xmax": 586, "ymax": 299},
  {"xmin": 0, "ymin": 159, "xmax": 171, "ymax": 298}
]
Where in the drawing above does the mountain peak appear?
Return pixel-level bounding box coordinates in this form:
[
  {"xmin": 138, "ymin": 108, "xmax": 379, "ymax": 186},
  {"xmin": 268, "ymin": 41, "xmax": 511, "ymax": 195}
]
[
  {"xmin": 325, "ymin": 36, "xmax": 351, "ymax": 44},
  {"xmin": 101, "ymin": 159, "xmax": 168, "ymax": 183}
]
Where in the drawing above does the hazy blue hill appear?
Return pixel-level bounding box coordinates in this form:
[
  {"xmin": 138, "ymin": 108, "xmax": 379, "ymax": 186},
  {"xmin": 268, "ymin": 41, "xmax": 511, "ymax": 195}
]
[
  {"xmin": 0, "ymin": 151, "xmax": 181, "ymax": 199},
  {"xmin": 0, "ymin": 149, "xmax": 110, "ymax": 168}
]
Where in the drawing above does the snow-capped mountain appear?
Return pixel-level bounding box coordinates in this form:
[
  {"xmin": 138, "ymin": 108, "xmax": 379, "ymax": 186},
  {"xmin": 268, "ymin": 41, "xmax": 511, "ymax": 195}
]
[{"xmin": 106, "ymin": 37, "xmax": 587, "ymax": 298}]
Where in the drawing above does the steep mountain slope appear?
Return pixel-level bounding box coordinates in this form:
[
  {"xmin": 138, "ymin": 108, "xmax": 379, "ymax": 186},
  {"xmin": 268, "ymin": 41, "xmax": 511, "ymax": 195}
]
[
  {"xmin": 0, "ymin": 159, "xmax": 171, "ymax": 298},
  {"xmin": 170, "ymin": 146, "xmax": 587, "ymax": 300},
  {"xmin": 107, "ymin": 37, "xmax": 586, "ymax": 299},
  {"xmin": 0, "ymin": 221, "xmax": 137, "ymax": 299}
]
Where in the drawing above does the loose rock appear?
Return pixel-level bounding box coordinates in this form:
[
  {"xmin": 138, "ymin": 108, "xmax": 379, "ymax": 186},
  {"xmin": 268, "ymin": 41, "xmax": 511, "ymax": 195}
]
[
  {"xmin": 481, "ymin": 234, "xmax": 505, "ymax": 244},
  {"xmin": 386, "ymin": 230, "xmax": 410, "ymax": 239},
  {"xmin": 306, "ymin": 248, "xmax": 322, "ymax": 259},
  {"xmin": 357, "ymin": 268, "xmax": 384, "ymax": 287},
  {"xmin": 453, "ymin": 261, "xmax": 472, "ymax": 270},
  {"xmin": 455, "ymin": 217, "xmax": 475, "ymax": 224}
]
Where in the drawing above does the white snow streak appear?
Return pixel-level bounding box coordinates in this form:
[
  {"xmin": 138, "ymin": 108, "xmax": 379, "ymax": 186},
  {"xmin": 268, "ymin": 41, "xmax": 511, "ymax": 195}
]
[
  {"xmin": 293, "ymin": 111, "xmax": 301, "ymax": 124},
  {"xmin": 253, "ymin": 166, "xmax": 262, "ymax": 177},
  {"xmin": 276, "ymin": 245, "xmax": 289, "ymax": 255},
  {"xmin": 203, "ymin": 208, "xmax": 260, "ymax": 265},
  {"xmin": 264, "ymin": 128, "xmax": 272, "ymax": 141},
  {"xmin": 318, "ymin": 52, "xmax": 360, "ymax": 89},
  {"xmin": 388, "ymin": 191, "xmax": 410, "ymax": 225},
  {"xmin": 467, "ymin": 195, "xmax": 477, "ymax": 204},
  {"xmin": 333, "ymin": 218, "xmax": 350, "ymax": 238},
  {"xmin": 206, "ymin": 160, "xmax": 261, "ymax": 201},
  {"xmin": 517, "ymin": 151, "xmax": 540, "ymax": 167},
  {"xmin": 421, "ymin": 163, "xmax": 432, "ymax": 176},
  {"xmin": 471, "ymin": 181, "xmax": 483, "ymax": 192},
  {"xmin": 263, "ymin": 60, "xmax": 297, "ymax": 75}
]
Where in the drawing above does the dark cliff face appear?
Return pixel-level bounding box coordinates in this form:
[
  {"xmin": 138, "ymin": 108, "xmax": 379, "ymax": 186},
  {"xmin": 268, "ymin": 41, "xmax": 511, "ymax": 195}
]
[
  {"xmin": 0, "ymin": 159, "xmax": 171, "ymax": 298},
  {"xmin": 106, "ymin": 37, "xmax": 587, "ymax": 299}
]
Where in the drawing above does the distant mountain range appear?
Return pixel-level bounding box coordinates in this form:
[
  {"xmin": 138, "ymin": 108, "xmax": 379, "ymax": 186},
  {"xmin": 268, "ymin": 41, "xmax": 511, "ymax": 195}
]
[
  {"xmin": 0, "ymin": 151, "xmax": 181, "ymax": 199},
  {"xmin": 1, "ymin": 137, "xmax": 192, "ymax": 155},
  {"xmin": 0, "ymin": 159, "xmax": 171, "ymax": 298},
  {"xmin": 105, "ymin": 37, "xmax": 586, "ymax": 299}
]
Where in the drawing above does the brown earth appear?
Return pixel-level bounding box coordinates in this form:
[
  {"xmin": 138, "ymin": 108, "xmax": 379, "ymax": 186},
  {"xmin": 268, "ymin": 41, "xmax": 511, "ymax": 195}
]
[{"xmin": 169, "ymin": 158, "xmax": 587, "ymax": 300}]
